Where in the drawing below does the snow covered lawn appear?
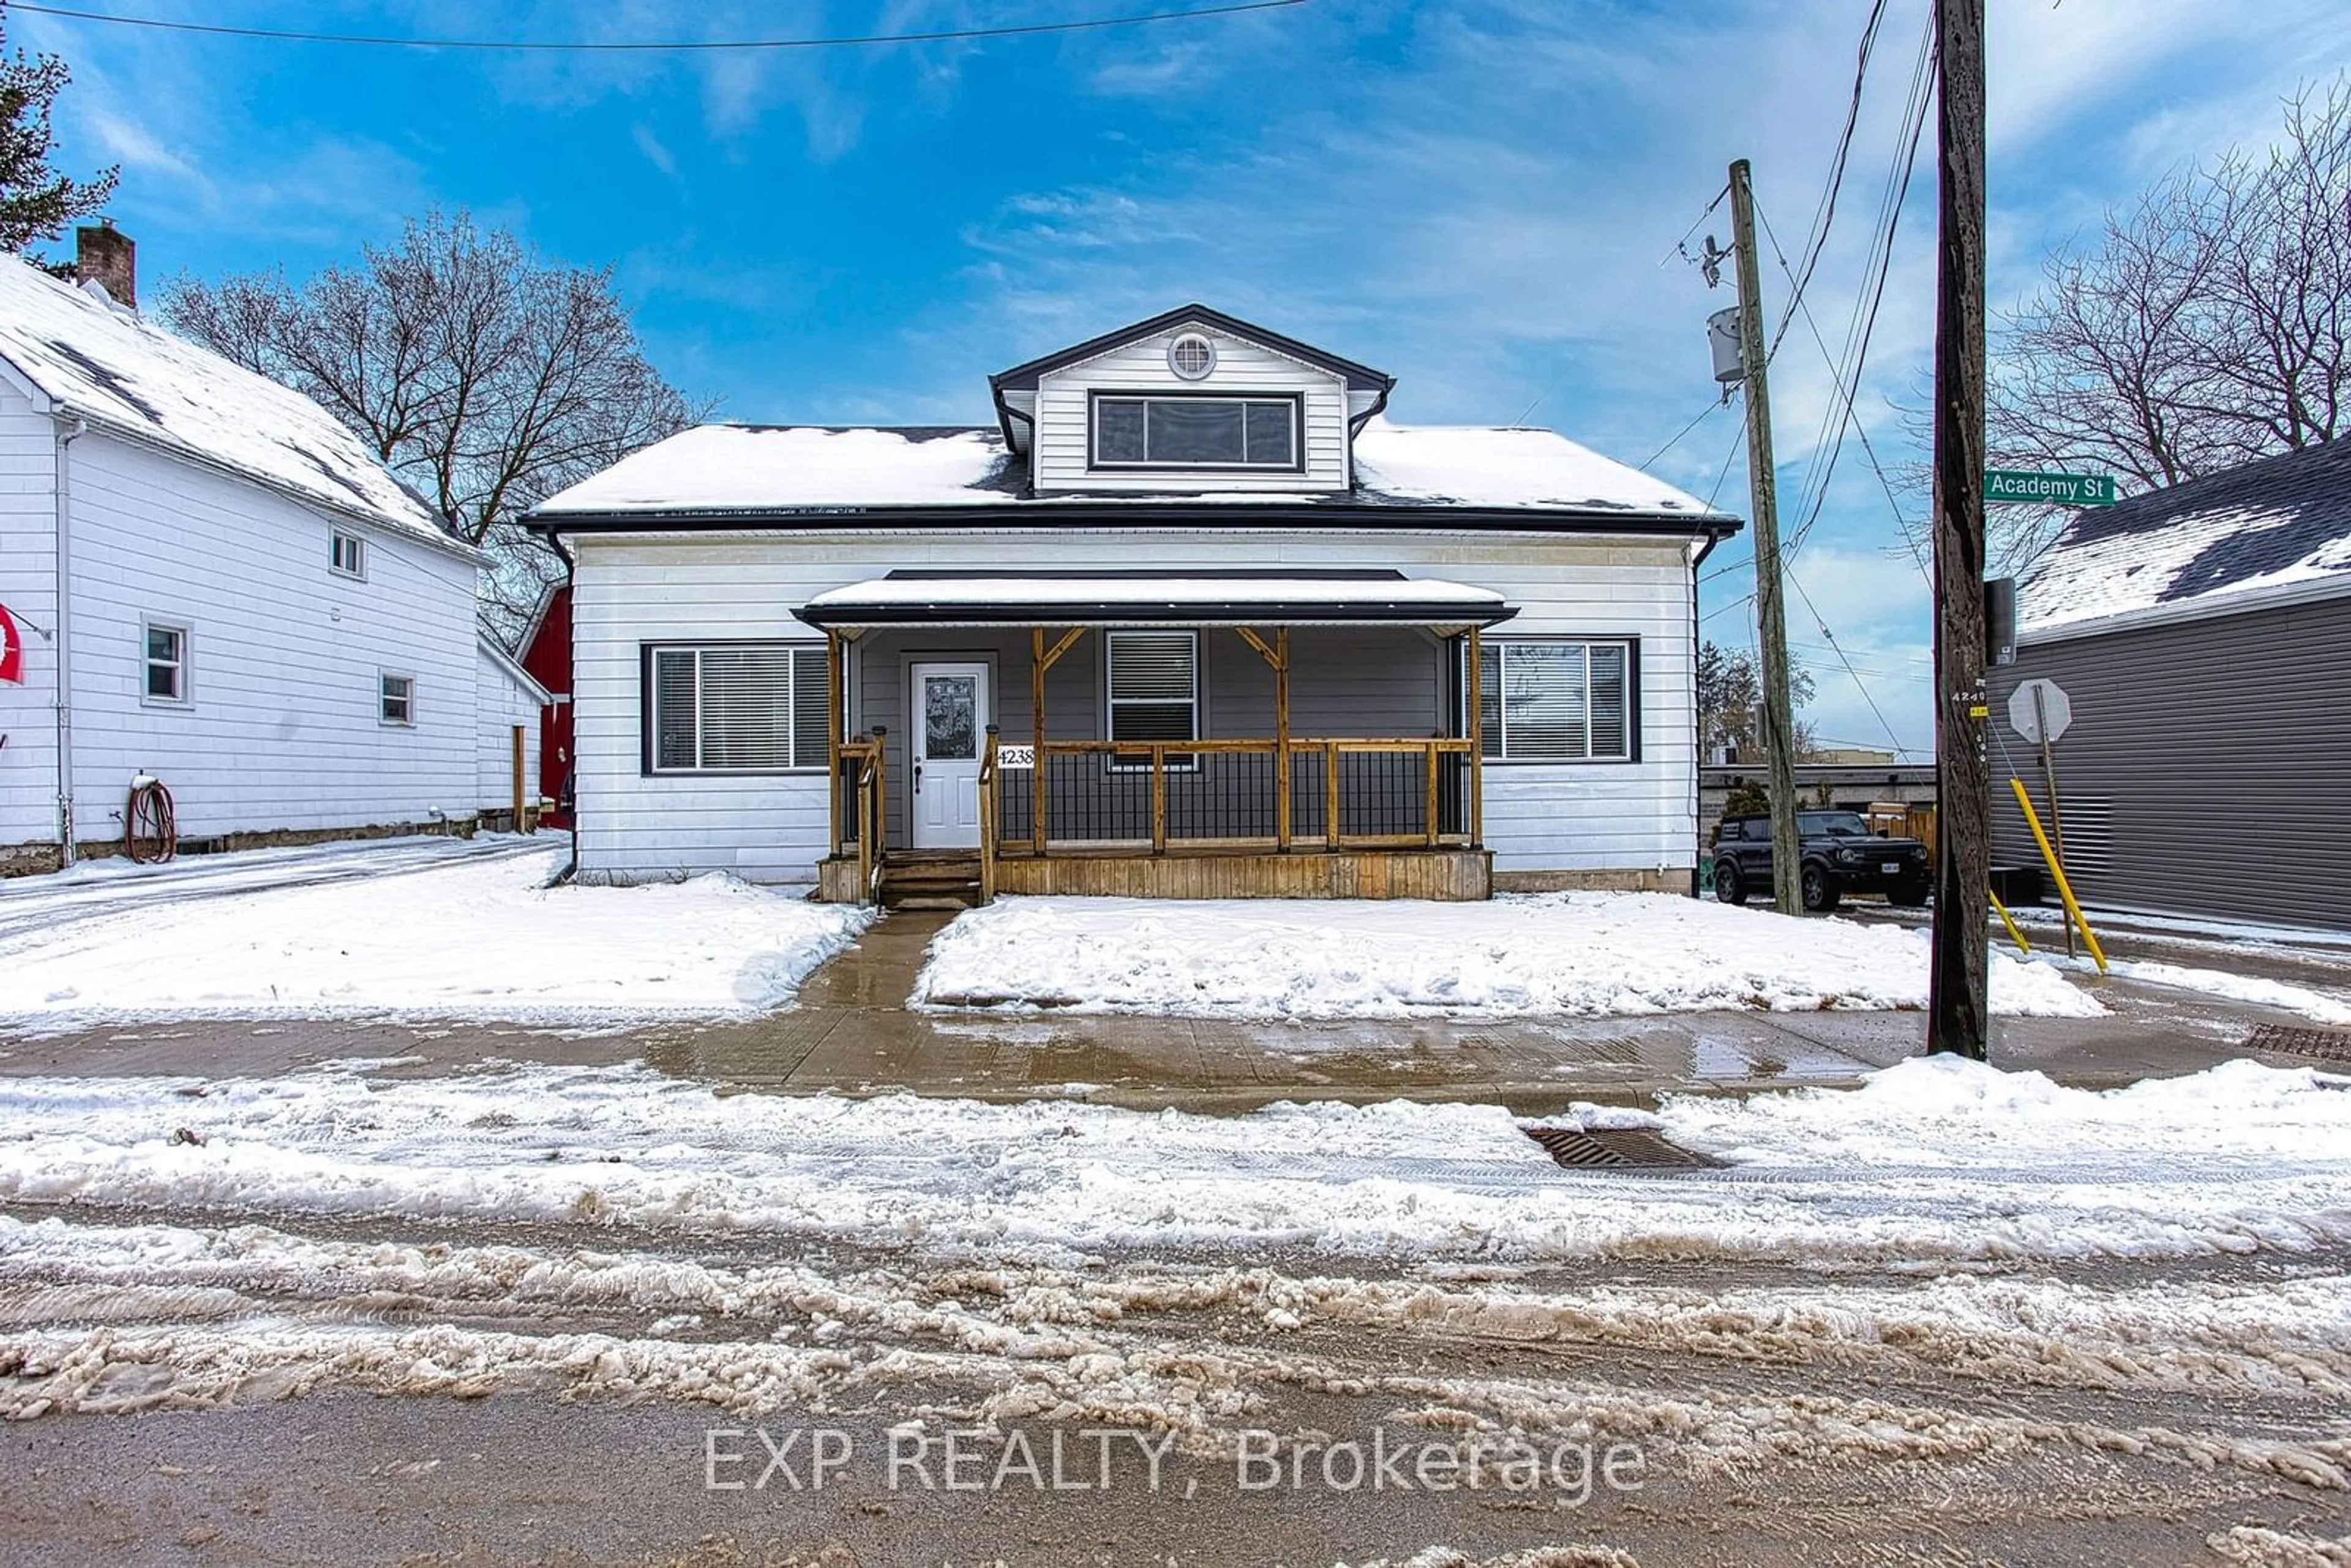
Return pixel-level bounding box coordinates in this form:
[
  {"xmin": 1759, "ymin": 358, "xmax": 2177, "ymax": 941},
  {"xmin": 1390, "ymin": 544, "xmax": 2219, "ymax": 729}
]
[
  {"xmin": 2, "ymin": 1054, "xmax": 2347, "ymax": 1265},
  {"xmin": 913, "ymin": 893, "xmax": 2101, "ymax": 1019},
  {"xmin": 0, "ymin": 845, "xmax": 869, "ymax": 1026}
]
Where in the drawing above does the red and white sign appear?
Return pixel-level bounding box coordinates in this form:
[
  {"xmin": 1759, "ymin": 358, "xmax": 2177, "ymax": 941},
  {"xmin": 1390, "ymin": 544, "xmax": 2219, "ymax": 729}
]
[{"xmin": 0, "ymin": 601, "xmax": 22, "ymax": 685}]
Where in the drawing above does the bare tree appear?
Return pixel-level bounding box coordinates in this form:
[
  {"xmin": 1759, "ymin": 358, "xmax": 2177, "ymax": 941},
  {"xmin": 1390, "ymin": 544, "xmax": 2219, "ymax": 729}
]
[
  {"xmin": 1984, "ymin": 80, "xmax": 2351, "ymax": 568},
  {"xmin": 162, "ymin": 212, "xmax": 702, "ymax": 642},
  {"xmin": 1698, "ymin": 640, "xmax": 1819, "ymax": 761}
]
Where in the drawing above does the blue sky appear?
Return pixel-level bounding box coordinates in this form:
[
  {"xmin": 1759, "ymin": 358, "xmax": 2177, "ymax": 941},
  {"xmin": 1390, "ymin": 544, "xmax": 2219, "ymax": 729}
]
[{"xmin": 22, "ymin": 0, "xmax": 2351, "ymax": 756}]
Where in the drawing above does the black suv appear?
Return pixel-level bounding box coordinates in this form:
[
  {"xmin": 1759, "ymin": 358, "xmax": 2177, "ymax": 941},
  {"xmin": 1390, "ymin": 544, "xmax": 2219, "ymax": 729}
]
[{"xmin": 1713, "ymin": 809, "xmax": 1931, "ymax": 912}]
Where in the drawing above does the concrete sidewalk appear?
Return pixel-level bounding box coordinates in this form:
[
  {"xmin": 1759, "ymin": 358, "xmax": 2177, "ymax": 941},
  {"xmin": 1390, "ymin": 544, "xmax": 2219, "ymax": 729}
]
[
  {"xmin": 0, "ymin": 907, "xmax": 2325, "ymax": 1112},
  {"xmin": 629, "ymin": 910, "xmax": 2283, "ymax": 1111}
]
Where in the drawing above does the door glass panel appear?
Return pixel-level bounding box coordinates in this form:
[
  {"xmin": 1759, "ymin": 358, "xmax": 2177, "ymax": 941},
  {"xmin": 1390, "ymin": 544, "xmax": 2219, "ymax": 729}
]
[{"xmin": 924, "ymin": 675, "xmax": 977, "ymax": 760}]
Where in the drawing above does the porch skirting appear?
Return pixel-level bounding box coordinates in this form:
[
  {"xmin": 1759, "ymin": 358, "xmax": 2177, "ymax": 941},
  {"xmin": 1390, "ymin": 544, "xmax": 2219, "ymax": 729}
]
[
  {"xmin": 999, "ymin": 848, "xmax": 1488, "ymax": 901},
  {"xmin": 820, "ymin": 848, "xmax": 1491, "ymax": 902}
]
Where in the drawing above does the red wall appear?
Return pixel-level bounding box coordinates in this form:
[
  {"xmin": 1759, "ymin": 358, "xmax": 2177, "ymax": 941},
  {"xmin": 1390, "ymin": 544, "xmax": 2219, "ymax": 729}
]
[{"xmin": 521, "ymin": 586, "xmax": 573, "ymax": 827}]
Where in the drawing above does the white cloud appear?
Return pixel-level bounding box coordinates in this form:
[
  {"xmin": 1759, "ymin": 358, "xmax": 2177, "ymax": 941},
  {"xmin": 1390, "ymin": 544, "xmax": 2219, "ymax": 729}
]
[{"xmin": 631, "ymin": 122, "xmax": 680, "ymax": 179}]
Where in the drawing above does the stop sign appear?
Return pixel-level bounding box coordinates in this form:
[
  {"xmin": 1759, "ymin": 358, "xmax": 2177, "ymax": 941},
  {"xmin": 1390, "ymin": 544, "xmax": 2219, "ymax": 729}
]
[{"xmin": 2006, "ymin": 678, "xmax": 2072, "ymax": 744}]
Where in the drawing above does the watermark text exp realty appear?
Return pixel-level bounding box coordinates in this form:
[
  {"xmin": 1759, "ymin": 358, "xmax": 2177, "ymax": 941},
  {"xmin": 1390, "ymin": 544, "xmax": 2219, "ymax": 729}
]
[{"xmin": 704, "ymin": 1427, "xmax": 1644, "ymax": 1503}]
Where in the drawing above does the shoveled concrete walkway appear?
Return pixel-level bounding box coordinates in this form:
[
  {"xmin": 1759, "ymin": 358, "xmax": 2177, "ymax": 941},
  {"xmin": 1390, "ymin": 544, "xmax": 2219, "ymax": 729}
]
[
  {"xmin": 0, "ymin": 908, "xmax": 2325, "ymax": 1112},
  {"xmin": 628, "ymin": 909, "xmax": 2290, "ymax": 1112}
]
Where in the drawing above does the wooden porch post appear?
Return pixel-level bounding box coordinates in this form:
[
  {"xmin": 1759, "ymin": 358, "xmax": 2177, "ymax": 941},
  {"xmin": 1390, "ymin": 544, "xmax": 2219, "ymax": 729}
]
[
  {"xmin": 1027, "ymin": 628, "xmax": 1087, "ymax": 858},
  {"xmin": 1235, "ymin": 627, "xmax": 1292, "ymax": 852},
  {"xmin": 825, "ymin": 631, "xmax": 844, "ymax": 855},
  {"xmin": 1324, "ymin": 740, "xmax": 1341, "ymax": 851},
  {"xmin": 1031, "ymin": 628, "xmax": 1048, "ymax": 856},
  {"xmin": 1274, "ymin": 628, "xmax": 1291, "ymax": 851},
  {"xmin": 1466, "ymin": 626, "xmax": 1484, "ymax": 849}
]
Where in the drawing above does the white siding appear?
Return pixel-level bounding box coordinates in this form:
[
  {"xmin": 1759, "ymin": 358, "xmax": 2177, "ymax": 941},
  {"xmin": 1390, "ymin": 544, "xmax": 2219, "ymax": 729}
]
[
  {"xmin": 476, "ymin": 643, "xmax": 545, "ymax": 812},
  {"xmin": 62, "ymin": 430, "xmax": 479, "ymax": 842},
  {"xmin": 1031, "ymin": 327, "xmax": 1351, "ymax": 494},
  {"xmin": 568, "ymin": 530, "xmax": 1698, "ymax": 884},
  {"xmin": 0, "ymin": 384, "xmax": 58, "ymax": 850}
]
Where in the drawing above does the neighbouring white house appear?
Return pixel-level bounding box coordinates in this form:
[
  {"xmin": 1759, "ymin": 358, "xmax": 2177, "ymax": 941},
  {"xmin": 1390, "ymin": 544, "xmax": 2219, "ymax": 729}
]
[
  {"xmin": 526, "ymin": 305, "xmax": 1742, "ymax": 904},
  {"xmin": 0, "ymin": 227, "xmax": 529, "ymax": 873},
  {"xmin": 476, "ymin": 632, "xmax": 551, "ymax": 831}
]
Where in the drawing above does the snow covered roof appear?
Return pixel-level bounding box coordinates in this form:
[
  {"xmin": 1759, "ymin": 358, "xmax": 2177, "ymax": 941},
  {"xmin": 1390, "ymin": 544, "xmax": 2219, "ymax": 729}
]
[
  {"xmin": 0, "ymin": 255, "xmax": 461, "ymax": 549},
  {"xmin": 799, "ymin": 569, "xmax": 1518, "ymax": 629},
  {"xmin": 2022, "ymin": 437, "xmax": 2351, "ymax": 642},
  {"xmin": 529, "ymin": 418, "xmax": 1727, "ymax": 528}
]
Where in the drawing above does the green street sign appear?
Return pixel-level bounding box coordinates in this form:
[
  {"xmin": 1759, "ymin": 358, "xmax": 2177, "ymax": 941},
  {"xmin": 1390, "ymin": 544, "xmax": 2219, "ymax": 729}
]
[{"xmin": 1983, "ymin": 470, "xmax": 2118, "ymax": 506}]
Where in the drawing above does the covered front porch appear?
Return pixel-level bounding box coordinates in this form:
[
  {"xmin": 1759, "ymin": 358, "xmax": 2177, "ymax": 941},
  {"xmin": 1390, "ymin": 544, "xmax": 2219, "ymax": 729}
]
[{"xmin": 801, "ymin": 571, "xmax": 1516, "ymax": 905}]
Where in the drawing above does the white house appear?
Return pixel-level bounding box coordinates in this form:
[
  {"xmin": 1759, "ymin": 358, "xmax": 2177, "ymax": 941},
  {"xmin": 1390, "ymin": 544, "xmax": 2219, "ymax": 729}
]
[
  {"xmin": 0, "ymin": 228, "xmax": 510, "ymax": 872},
  {"xmin": 476, "ymin": 632, "xmax": 550, "ymax": 830},
  {"xmin": 527, "ymin": 306, "xmax": 1741, "ymax": 904}
]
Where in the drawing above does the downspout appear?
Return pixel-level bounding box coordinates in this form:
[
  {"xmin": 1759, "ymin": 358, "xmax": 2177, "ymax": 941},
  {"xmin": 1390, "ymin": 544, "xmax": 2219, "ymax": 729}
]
[
  {"xmin": 52, "ymin": 416, "xmax": 86, "ymax": 867},
  {"xmin": 1685, "ymin": 530, "xmax": 1716, "ymax": 899}
]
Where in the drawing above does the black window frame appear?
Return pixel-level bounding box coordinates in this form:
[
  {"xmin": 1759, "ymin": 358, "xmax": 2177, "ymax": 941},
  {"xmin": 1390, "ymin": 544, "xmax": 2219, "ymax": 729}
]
[
  {"xmin": 1086, "ymin": 389, "xmax": 1307, "ymax": 473},
  {"xmin": 1103, "ymin": 628, "xmax": 1201, "ymax": 772},
  {"xmin": 639, "ymin": 640, "xmax": 831, "ymax": 776},
  {"xmin": 1466, "ymin": 636, "xmax": 1642, "ymax": 764}
]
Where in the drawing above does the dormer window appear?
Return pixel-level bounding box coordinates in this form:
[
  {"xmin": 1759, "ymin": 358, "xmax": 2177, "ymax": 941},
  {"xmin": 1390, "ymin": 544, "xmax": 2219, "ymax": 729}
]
[{"xmin": 1090, "ymin": 392, "xmax": 1300, "ymax": 471}]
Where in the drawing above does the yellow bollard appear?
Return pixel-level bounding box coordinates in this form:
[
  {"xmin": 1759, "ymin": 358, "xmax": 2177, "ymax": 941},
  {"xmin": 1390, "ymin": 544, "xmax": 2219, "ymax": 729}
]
[
  {"xmin": 1989, "ymin": 891, "xmax": 2031, "ymax": 956},
  {"xmin": 2007, "ymin": 777, "xmax": 2108, "ymax": 973}
]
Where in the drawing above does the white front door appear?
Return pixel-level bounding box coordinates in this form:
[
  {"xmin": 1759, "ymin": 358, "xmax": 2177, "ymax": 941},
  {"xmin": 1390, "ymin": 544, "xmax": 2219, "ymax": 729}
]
[{"xmin": 910, "ymin": 661, "xmax": 988, "ymax": 850}]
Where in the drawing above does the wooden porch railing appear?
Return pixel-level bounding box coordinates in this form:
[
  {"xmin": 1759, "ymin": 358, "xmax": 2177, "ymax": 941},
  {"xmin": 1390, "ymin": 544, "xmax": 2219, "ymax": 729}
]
[
  {"xmin": 992, "ymin": 736, "xmax": 1477, "ymax": 857},
  {"xmin": 833, "ymin": 732, "xmax": 887, "ymax": 902}
]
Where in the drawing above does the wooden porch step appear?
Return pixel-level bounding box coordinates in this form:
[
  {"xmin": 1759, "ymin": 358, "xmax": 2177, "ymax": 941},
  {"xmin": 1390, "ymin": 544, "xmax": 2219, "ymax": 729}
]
[{"xmin": 879, "ymin": 857, "xmax": 984, "ymax": 910}]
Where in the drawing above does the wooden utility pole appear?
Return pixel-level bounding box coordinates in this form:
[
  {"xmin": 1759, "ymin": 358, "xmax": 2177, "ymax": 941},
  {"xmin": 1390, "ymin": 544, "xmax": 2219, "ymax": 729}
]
[
  {"xmin": 1727, "ymin": 157, "xmax": 1802, "ymax": 915},
  {"xmin": 1926, "ymin": 0, "xmax": 1990, "ymax": 1059}
]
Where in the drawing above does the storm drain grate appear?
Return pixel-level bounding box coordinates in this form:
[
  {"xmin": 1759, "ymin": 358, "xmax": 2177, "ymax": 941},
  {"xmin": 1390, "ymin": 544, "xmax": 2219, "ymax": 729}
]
[
  {"xmin": 1520, "ymin": 1125, "xmax": 1721, "ymax": 1171},
  {"xmin": 2244, "ymin": 1023, "xmax": 2351, "ymax": 1064}
]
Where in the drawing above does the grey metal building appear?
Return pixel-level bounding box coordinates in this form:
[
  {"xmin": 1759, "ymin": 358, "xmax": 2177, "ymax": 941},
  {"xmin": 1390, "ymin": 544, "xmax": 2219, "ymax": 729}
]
[{"xmin": 1988, "ymin": 437, "xmax": 2351, "ymax": 932}]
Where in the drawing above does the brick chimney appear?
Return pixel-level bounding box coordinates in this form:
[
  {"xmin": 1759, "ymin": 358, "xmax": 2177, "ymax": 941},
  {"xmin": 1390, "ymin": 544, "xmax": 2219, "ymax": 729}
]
[{"xmin": 74, "ymin": 221, "xmax": 135, "ymax": 310}]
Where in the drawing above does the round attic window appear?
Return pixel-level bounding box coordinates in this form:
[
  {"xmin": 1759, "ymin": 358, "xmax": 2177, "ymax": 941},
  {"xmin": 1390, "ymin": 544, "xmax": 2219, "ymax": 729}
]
[{"xmin": 1168, "ymin": 333, "xmax": 1217, "ymax": 380}]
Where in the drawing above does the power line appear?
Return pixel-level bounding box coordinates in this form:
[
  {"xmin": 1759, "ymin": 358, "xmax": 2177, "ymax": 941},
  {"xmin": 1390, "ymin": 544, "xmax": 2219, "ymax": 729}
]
[
  {"xmin": 9, "ymin": 0, "xmax": 1306, "ymax": 51},
  {"xmin": 1765, "ymin": 9, "xmax": 1932, "ymax": 553},
  {"xmin": 1704, "ymin": 419, "xmax": 1745, "ymax": 509},
  {"xmin": 1785, "ymin": 568, "xmax": 1909, "ymax": 756},
  {"xmin": 1771, "ymin": 0, "xmax": 1890, "ymax": 358},
  {"xmin": 1753, "ymin": 13, "xmax": 1934, "ymax": 571},
  {"xmin": 1638, "ymin": 394, "xmax": 1732, "ymax": 473}
]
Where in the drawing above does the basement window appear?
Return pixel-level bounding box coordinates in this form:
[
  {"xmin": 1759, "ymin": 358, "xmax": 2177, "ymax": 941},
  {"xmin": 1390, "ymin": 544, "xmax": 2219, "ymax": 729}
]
[
  {"xmin": 1091, "ymin": 394, "xmax": 1300, "ymax": 470},
  {"xmin": 647, "ymin": 644, "xmax": 830, "ymax": 773}
]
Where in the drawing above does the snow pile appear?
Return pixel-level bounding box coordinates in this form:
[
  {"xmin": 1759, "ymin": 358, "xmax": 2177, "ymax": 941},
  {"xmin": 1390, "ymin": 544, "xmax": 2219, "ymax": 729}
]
[
  {"xmin": 4, "ymin": 1055, "xmax": 2349, "ymax": 1265},
  {"xmin": 0, "ymin": 846, "xmax": 868, "ymax": 1024},
  {"xmin": 1660, "ymin": 1053, "xmax": 2351, "ymax": 1172},
  {"xmin": 913, "ymin": 893, "xmax": 2102, "ymax": 1019},
  {"xmin": 2108, "ymin": 958, "xmax": 2351, "ymax": 1027}
]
